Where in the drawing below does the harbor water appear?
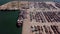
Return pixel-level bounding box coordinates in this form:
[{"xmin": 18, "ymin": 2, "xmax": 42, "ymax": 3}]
[{"xmin": 0, "ymin": 10, "xmax": 22, "ymax": 34}]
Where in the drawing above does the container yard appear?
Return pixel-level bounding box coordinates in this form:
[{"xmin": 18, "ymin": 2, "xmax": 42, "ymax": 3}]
[{"xmin": 13, "ymin": 1, "xmax": 60, "ymax": 34}]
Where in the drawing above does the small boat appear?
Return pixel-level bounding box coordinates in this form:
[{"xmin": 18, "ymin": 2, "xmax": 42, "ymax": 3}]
[{"xmin": 16, "ymin": 19, "xmax": 23, "ymax": 28}]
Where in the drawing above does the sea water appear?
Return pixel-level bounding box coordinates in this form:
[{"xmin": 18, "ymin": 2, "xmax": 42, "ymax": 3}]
[{"xmin": 0, "ymin": 10, "xmax": 22, "ymax": 34}]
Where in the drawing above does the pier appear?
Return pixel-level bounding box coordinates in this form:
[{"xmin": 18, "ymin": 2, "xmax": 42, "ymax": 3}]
[
  {"xmin": 0, "ymin": 1, "xmax": 29, "ymax": 10},
  {"xmin": 0, "ymin": 1, "xmax": 60, "ymax": 11}
]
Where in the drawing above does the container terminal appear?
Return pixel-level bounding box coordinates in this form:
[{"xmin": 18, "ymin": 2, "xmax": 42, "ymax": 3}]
[{"xmin": 0, "ymin": 1, "xmax": 60, "ymax": 34}]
